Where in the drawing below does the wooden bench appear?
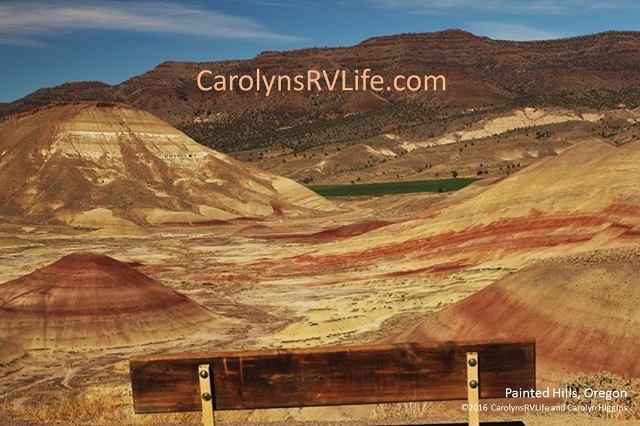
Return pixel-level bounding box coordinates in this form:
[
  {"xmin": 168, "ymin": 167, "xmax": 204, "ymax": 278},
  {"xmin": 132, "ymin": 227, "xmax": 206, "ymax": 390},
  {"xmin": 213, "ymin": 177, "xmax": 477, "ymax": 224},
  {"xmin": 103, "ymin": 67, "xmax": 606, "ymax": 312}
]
[{"xmin": 130, "ymin": 339, "xmax": 535, "ymax": 426}]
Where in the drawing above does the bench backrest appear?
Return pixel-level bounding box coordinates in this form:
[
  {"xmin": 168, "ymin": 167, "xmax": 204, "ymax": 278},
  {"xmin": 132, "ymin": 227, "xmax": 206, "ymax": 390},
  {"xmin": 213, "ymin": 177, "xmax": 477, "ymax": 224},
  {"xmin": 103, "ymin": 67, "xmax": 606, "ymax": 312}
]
[{"xmin": 130, "ymin": 339, "xmax": 535, "ymax": 413}]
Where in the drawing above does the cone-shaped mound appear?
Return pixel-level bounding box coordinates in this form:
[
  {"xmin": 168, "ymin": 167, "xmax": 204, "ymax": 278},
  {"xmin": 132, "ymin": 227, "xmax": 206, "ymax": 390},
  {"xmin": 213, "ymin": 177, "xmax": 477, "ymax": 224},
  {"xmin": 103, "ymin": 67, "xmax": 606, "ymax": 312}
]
[
  {"xmin": 391, "ymin": 249, "xmax": 640, "ymax": 384},
  {"xmin": 0, "ymin": 252, "xmax": 217, "ymax": 350},
  {"xmin": 0, "ymin": 102, "xmax": 334, "ymax": 226},
  {"xmin": 413, "ymin": 138, "xmax": 640, "ymax": 227}
]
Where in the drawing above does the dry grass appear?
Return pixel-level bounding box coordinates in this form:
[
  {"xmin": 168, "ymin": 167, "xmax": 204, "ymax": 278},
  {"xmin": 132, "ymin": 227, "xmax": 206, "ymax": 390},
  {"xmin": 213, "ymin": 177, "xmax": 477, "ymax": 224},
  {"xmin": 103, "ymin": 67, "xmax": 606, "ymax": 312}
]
[
  {"xmin": 0, "ymin": 381, "xmax": 278, "ymax": 425},
  {"xmin": 0, "ymin": 382, "xmax": 201, "ymax": 425},
  {"xmin": 371, "ymin": 401, "xmax": 433, "ymax": 420}
]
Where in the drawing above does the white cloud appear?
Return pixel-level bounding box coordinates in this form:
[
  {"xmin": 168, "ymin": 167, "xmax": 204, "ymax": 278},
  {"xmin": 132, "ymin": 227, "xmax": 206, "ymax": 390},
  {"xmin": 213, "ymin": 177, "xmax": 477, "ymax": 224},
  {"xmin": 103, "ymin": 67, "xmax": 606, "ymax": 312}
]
[
  {"xmin": 470, "ymin": 22, "xmax": 563, "ymax": 41},
  {"xmin": 0, "ymin": 1, "xmax": 303, "ymax": 46}
]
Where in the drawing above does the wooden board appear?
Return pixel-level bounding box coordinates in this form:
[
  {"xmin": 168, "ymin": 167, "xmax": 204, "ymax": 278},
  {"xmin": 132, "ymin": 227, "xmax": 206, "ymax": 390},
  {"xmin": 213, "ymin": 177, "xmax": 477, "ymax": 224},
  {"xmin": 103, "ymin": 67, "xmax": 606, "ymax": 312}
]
[{"xmin": 130, "ymin": 340, "xmax": 535, "ymax": 413}]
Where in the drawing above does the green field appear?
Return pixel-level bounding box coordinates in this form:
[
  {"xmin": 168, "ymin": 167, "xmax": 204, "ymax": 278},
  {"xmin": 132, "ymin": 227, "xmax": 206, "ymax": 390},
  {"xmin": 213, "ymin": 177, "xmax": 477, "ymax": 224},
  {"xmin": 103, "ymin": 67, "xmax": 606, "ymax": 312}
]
[{"xmin": 307, "ymin": 178, "xmax": 480, "ymax": 197}]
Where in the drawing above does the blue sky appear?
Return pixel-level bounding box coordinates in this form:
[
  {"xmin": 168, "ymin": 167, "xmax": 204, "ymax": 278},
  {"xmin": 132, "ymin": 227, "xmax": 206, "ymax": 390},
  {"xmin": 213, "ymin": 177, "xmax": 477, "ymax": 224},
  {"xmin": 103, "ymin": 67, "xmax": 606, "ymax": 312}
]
[{"xmin": 1, "ymin": 0, "xmax": 639, "ymax": 102}]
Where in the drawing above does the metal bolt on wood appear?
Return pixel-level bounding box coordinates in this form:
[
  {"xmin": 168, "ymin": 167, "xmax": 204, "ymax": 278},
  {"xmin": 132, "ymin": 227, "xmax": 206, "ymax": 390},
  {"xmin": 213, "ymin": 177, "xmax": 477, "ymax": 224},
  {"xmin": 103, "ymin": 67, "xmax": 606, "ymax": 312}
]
[
  {"xmin": 198, "ymin": 364, "xmax": 215, "ymax": 426},
  {"xmin": 466, "ymin": 352, "xmax": 480, "ymax": 426}
]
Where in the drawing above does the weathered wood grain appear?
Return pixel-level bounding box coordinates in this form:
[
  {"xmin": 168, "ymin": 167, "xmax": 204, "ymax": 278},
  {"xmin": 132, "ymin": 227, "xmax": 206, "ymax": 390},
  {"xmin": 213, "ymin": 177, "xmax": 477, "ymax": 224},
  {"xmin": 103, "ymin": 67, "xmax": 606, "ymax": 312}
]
[{"xmin": 130, "ymin": 340, "xmax": 535, "ymax": 413}]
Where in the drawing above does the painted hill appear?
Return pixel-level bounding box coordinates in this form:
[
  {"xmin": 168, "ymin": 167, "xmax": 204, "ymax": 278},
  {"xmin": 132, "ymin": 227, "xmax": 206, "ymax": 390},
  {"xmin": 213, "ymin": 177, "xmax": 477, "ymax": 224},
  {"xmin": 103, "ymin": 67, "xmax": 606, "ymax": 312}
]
[
  {"xmin": 0, "ymin": 253, "xmax": 218, "ymax": 350},
  {"xmin": 391, "ymin": 248, "xmax": 640, "ymax": 385},
  {"xmin": 281, "ymin": 140, "xmax": 640, "ymax": 276},
  {"xmin": 238, "ymin": 140, "xmax": 640, "ymax": 349},
  {"xmin": 0, "ymin": 102, "xmax": 335, "ymax": 227}
]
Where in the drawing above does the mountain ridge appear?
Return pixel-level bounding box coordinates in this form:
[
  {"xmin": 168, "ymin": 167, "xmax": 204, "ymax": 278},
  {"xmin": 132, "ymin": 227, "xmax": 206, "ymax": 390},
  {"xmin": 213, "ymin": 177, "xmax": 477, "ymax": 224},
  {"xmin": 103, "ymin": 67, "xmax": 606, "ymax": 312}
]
[{"xmin": 2, "ymin": 29, "xmax": 639, "ymax": 156}]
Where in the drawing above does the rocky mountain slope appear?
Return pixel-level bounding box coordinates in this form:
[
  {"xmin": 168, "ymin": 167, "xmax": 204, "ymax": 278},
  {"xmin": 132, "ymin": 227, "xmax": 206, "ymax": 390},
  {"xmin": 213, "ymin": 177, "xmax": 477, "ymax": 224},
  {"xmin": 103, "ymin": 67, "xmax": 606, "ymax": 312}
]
[{"xmin": 1, "ymin": 30, "xmax": 639, "ymax": 157}]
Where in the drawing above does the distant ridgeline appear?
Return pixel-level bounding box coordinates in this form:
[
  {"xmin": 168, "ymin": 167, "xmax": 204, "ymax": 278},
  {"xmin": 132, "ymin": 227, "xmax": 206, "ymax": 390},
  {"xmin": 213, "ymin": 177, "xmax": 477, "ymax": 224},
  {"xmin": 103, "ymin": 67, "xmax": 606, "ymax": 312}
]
[{"xmin": 1, "ymin": 30, "xmax": 639, "ymax": 153}]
